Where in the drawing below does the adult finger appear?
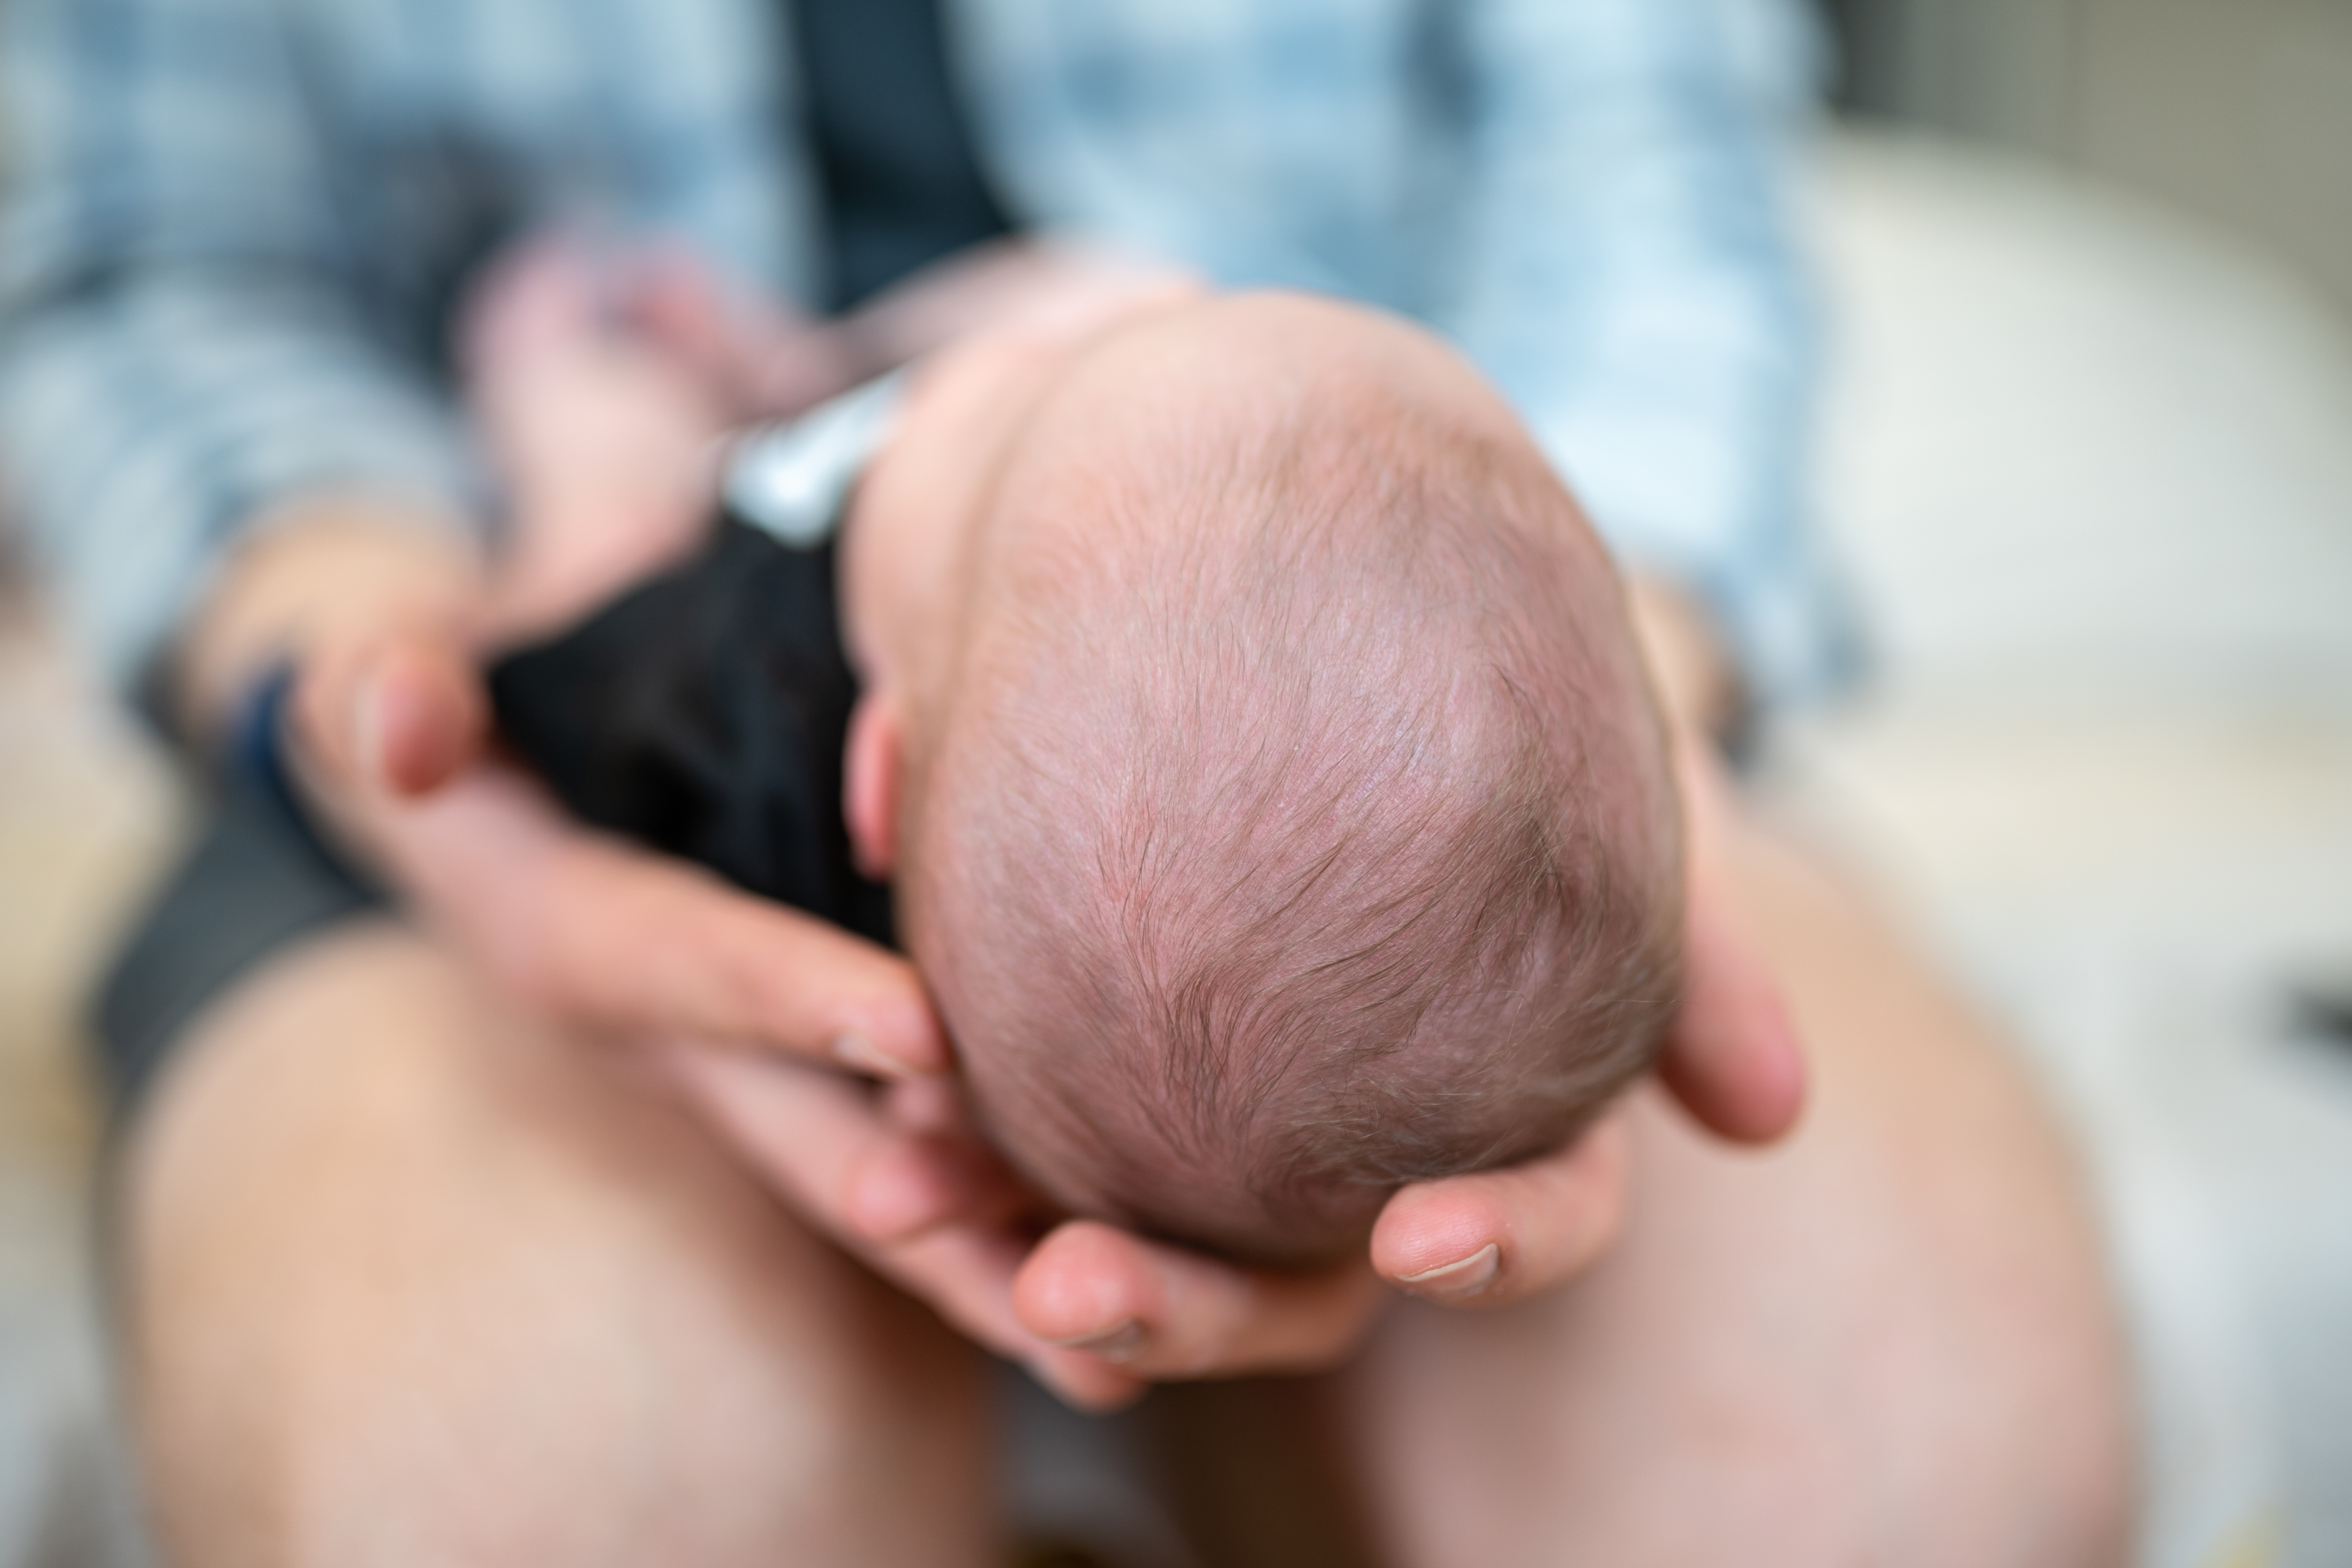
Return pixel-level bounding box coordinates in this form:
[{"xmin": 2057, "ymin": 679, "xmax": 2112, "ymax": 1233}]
[
  {"xmin": 657, "ymin": 1045, "xmax": 1014, "ymax": 1243},
  {"xmin": 888, "ymin": 1229, "xmax": 1148, "ymax": 1410},
  {"xmin": 293, "ymin": 625, "xmax": 488, "ymax": 799},
  {"xmin": 1659, "ymin": 740, "xmax": 1808, "ymax": 1145},
  {"xmin": 849, "ymin": 1078, "xmax": 1035, "ymax": 1238},
  {"xmin": 1010, "ymin": 1220, "xmax": 1385, "ymax": 1382},
  {"xmin": 384, "ymin": 767, "xmax": 950, "ymax": 1077},
  {"xmin": 1657, "ymin": 878, "xmax": 1807, "ymax": 1144},
  {"xmin": 1367, "ymin": 1115, "xmax": 1630, "ymax": 1308},
  {"xmin": 661, "ymin": 1045, "xmax": 1142, "ymax": 1408},
  {"xmin": 842, "ymin": 1123, "xmax": 1032, "ymax": 1244}
]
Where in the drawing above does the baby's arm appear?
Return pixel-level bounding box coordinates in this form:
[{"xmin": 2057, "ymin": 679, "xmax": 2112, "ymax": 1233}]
[
  {"xmin": 462, "ymin": 234, "xmax": 1193, "ymax": 646},
  {"xmin": 459, "ymin": 239, "xmax": 754, "ymax": 644}
]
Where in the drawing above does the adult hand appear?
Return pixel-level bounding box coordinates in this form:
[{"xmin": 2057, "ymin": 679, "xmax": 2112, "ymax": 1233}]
[
  {"xmin": 660, "ymin": 1007, "xmax": 1394, "ymax": 1408},
  {"xmin": 662, "ymin": 730, "xmax": 1805, "ymax": 1406},
  {"xmin": 364, "ymin": 761, "xmax": 950, "ymax": 1075},
  {"xmin": 658, "ymin": 1042, "xmax": 1154, "ymax": 1409},
  {"xmin": 668, "ymin": 886, "xmax": 1791, "ymax": 1409},
  {"xmin": 170, "ymin": 237, "xmax": 1101, "ymax": 1404},
  {"xmin": 182, "ymin": 510, "xmax": 936, "ymax": 1082},
  {"xmin": 180, "ymin": 430, "xmax": 947, "ymax": 1085},
  {"xmin": 179, "ymin": 242, "xmax": 1000, "ymax": 1398},
  {"xmin": 279, "ymin": 257, "xmax": 942, "ymax": 1073},
  {"xmin": 997, "ymin": 759, "xmax": 1802, "ymax": 1394},
  {"xmin": 1360, "ymin": 730, "xmax": 1805, "ymax": 1310},
  {"xmin": 668, "ymin": 1031, "xmax": 1411, "ymax": 1410}
]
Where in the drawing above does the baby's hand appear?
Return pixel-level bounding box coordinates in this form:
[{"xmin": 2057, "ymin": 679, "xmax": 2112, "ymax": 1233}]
[
  {"xmin": 458, "ymin": 237, "xmax": 734, "ymax": 640},
  {"xmin": 457, "ymin": 236, "xmax": 848, "ymax": 642}
]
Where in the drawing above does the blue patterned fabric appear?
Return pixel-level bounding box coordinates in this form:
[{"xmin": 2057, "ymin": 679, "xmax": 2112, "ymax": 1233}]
[{"xmin": 0, "ymin": 0, "xmax": 1846, "ymax": 701}]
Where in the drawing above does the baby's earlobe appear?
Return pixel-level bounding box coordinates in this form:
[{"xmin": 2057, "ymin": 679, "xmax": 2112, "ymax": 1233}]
[{"xmin": 843, "ymin": 695, "xmax": 902, "ymax": 879}]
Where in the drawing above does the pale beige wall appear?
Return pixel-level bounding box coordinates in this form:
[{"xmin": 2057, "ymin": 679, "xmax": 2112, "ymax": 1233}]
[{"xmin": 1856, "ymin": 0, "xmax": 2352, "ymax": 321}]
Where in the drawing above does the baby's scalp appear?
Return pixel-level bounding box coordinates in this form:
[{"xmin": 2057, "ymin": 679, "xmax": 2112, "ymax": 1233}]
[{"xmin": 900, "ymin": 295, "xmax": 1683, "ymax": 1264}]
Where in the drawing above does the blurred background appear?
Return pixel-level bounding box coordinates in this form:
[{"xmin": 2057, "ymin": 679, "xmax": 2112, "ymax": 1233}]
[
  {"xmin": 1797, "ymin": 7, "xmax": 2352, "ymax": 1568},
  {"xmin": 1801, "ymin": 6, "xmax": 2352, "ymax": 1564},
  {"xmin": 1826, "ymin": 0, "xmax": 2352, "ymax": 320},
  {"xmin": 1, "ymin": 1, "xmax": 2349, "ymax": 1565}
]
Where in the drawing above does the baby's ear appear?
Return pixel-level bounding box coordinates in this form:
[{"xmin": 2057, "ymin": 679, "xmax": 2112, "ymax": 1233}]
[
  {"xmin": 1655, "ymin": 875, "xmax": 1808, "ymax": 1145},
  {"xmin": 843, "ymin": 694, "xmax": 902, "ymax": 880}
]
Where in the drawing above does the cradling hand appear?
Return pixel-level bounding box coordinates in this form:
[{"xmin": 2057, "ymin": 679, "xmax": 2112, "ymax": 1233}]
[{"xmin": 666, "ymin": 738, "xmax": 1805, "ymax": 1408}]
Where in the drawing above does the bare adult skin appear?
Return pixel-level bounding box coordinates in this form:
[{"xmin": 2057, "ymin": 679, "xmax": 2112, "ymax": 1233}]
[{"xmin": 122, "ymin": 267, "xmax": 2132, "ymax": 1564}]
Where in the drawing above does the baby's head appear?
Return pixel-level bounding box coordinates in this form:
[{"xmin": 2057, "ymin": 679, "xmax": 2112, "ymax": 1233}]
[{"xmin": 889, "ymin": 295, "xmax": 1681, "ymax": 1265}]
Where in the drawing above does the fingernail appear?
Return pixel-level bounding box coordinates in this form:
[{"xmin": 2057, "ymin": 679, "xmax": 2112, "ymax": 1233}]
[
  {"xmin": 1396, "ymin": 1243, "xmax": 1501, "ymax": 1300},
  {"xmin": 1051, "ymin": 1319, "xmax": 1146, "ymax": 1363},
  {"xmin": 831, "ymin": 1031, "xmax": 920, "ymax": 1082}
]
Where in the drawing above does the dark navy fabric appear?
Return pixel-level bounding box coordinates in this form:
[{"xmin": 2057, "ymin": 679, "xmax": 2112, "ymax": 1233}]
[
  {"xmin": 94, "ymin": 676, "xmax": 385, "ymax": 1113},
  {"xmin": 487, "ymin": 522, "xmax": 892, "ymax": 947},
  {"xmin": 793, "ymin": 0, "xmax": 1015, "ymax": 309}
]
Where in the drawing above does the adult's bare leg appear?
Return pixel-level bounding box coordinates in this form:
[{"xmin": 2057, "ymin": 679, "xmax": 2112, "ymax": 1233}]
[
  {"xmin": 1344, "ymin": 817, "xmax": 2134, "ymax": 1568},
  {"xmin": 117, "ymin": 920, "xmax": 992, "ymax": 1568}
]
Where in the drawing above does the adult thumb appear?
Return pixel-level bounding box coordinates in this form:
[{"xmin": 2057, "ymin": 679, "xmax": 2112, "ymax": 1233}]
[{"xmin": 298, "ymin": 627, "xmax": 488, "ymax": 799}]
